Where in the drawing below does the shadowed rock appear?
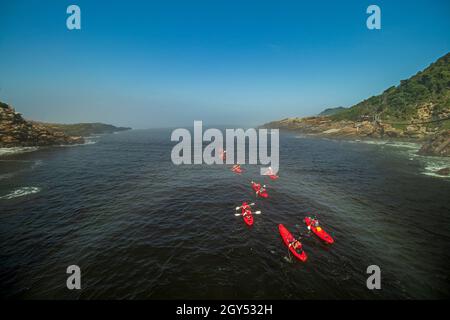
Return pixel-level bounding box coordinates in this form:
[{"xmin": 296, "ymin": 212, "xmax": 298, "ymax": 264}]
[{"xmin": 418, "ymin": 130, "xmax": 450, "ymax": 157}]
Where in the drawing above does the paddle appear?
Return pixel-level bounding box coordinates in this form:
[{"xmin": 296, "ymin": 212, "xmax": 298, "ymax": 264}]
[
  {"xmin": 287, "ymin": 247, "xmax": 292, "ymax": 261},
  {"xmin": 234, "ymin": 210, "xmax": 261, "ymax": 216},
  {"xmin": 286, "ymin": 240, "xmax": 295, "ymax": 261},
  {"xmin": 286, "ymin": 235, "xmax": 304, "ymax": 260},
  {"xmin": 235, "ymin": 203, "xmax": 255, "ymax": 210}
]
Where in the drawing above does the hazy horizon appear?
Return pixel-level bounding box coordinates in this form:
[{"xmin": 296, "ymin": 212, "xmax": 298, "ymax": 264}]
[{"xmin": 1, "ymin": 0, "xmax": 449, "ymax": 129}]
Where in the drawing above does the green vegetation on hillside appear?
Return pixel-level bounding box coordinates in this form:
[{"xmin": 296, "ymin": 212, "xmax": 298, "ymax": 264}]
[
  {"xmin": 319, "ymin": 106, "xmax": 347, "ymax": 116},
  {"xmin": 41, "ymin": 122, "xmax": 131, "ymax": 137},
  {"xmin": 331, "ymin": 52, "xmax": 450, "ymax": 121},
  {"xmin": 1, "ymin": 99, "xmax": 132, "ymax": 147}
]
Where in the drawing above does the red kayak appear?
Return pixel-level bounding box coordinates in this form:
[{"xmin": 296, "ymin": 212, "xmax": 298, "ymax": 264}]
[
  {"xmin": 278, "ymin": 224, "xmax": 307, "ymax": 262},
  {"xmin": 251, "ymin": 182, "xmax": 268, "ymax": 198},
  {"xmin": 263, "ymin": 167, "xmax": 278, "ymax": 180},
  {"xmin": 241, "ymin": 202, "xmax": 254, "ymax": 226},
  {"xmin": 304, "ymin": 217, "xmax": 334, "ymax": 244},
  {"xmin": 232, "ymin": 165, "xmax": 243, "ymax": 174}
]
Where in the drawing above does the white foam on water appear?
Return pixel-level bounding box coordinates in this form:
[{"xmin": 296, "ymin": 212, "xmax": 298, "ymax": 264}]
[
  {"xmin": 0, "ymin": 147, "xmax": 39, "ymax": 156},
  {"xmin": 338, "ymin": 138, "xmax": 449, "ymax": 180},
  {"xmin": 398, "ymin": 147, "xmax": 450, "ymax": 179},
  {"xmin": 347, "ymin": 139, "xmax": 421, "ymax": 150},
  {"xmin": 355, "ymin": 140, "xmax": 387, "ymax": 145},
  {"xmin": 0, "ymin": 187, "xmax": 41, "ymax": 200},
  {"xmin": 422, "ymin": 158, "xmax": 450, "ymax": 179},
  {"xmin": 384, "ymin": 141, "xmax": 421, "ymax": 150},
  {"xmin": 56, "ymin": 139, "xmax": 97, "ymax": 148},
  {"xmin": 423, "ymin": 171, "xmax": 450, "ymax": 179},
  {"xmin": 84, "ymin": 139, "xmax": 97, "ymax": 145}
]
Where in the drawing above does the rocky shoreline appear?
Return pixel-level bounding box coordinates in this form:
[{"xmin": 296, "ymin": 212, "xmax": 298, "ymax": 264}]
[
  {"xmin": 418, "ymin": 130, "xmax": 450, "ymax": 157},
  {"xmin": 0, "ymin": 101, "xmax": 130, "ymax": 148},
  {"xmin": 0, "ymin": 102, "xmax": 84, "ymax": 147},
  {"xmin": 262, "ymin": 53, "xmax": 450, "ymax": 163},
  {"xmin": 262, "ymin": 116, "xmax": 450, "ymax": 157},
  {"xmin": 262, "ymin": 116, "xmax": 450, "ymax": 176}
]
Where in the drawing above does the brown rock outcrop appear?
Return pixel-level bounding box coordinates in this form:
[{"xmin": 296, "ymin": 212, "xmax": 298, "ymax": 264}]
[
  {"xmin": 418, "ymin": 130, "xmax": 450, "ymax": 157},
  {"xmin": 436, "ymin": 167, "xmax": 450, "ymax": 176},
  {"xmin": 0, "ymin": 102, "xmax": 84, "ymax": 147}
]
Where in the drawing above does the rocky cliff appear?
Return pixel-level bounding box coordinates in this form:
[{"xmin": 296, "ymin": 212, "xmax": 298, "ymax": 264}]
[
  {"xmin": 0, "ymin": 102, "xmax": 84, "ymax": 147},
  {"xmin": 263, "ymin": 115, "xmax": 449, "ymax": 156},
  {"xmin": 418, "ymin": 130, "xmax": 450, "ymax": 157},
  {"xmin": 262, "ymin": 104, "xmax": 448, "ymax": 140},
  {"xmin": 263, "ymin": 116, "xmax": 410, "ymax": 139},
  {"xmin": 262, "ymin": 52, "xmax": 450, "ymax": 156}
]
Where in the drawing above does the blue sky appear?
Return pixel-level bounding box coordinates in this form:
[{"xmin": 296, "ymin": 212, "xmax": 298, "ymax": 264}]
[{"xmin": 0, "ymin": 0, "xmax": 449, "ymax": 128}]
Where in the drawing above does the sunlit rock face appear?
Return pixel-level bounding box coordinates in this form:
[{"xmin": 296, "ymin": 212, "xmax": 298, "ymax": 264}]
[{"xmin": 0, "ymin": 101, "xmax": 84, "ymax": 147}]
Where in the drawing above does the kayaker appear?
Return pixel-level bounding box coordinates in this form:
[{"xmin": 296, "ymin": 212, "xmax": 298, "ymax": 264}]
[
  {"xmin": 258, "ymin": 184, "xmax": 267, "ymax": 194},
  {"xmin": 232, "ymin": 164, "xmax": 240, "ymax": 171},
  {"xmin": 251, "ymin": 181, "xmax": 261, "ymax": 190},
  {"xmin": 243, "ymin": 209, "xmax": 252, "ymax": 217},
  {"xmin": 307, "ymin": 218, "xmax": 319, "ymax": 230},
  {"xmin": 289, "ymin": 239, "xmax": 302, "ymax": 251}
]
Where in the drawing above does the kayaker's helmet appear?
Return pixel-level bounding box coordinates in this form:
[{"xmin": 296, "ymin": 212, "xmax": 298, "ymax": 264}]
[{"xmin": 317, "ymin": 227, "xmax": 322, "ymax": 232}]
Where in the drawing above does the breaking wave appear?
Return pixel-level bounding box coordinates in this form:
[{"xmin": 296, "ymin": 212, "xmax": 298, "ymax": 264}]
[
  {"xmin": 0, "ymin": 186, "xmax": 41, "ymax": 200},
  {"xmin": 0, "ymin": 147, "xmax": 39, "ymax": 156}
]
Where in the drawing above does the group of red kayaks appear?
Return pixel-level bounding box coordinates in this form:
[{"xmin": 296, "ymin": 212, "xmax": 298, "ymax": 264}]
[
  {"xmin": 224, "ymin": 150, "xmax": 334, "ymax": 263},
  {"xmin": 279, "ymin": 217, "xmax": 334, "ymax": 262}
]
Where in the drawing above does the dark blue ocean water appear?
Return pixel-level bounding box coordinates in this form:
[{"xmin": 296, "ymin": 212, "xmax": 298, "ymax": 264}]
[{"xmin": 1, "ymin": 129, "xmax": 449, "ymax": 299}]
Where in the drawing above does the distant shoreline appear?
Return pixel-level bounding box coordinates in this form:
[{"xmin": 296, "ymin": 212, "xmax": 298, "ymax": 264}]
[
  {"xmin": 0, "ymin": 101, "xmax": 131, "ymax": 149},
  {"xmin": 34, "ymin": 122, "xmax": 132, "ymax": 138},
  {"xmin": 261, "ymin": 121, "xmax": 450, "ymax": 177},
  {"xmin": 262, "ymin": 117, "xmax": 449, "ymax": 157}
]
